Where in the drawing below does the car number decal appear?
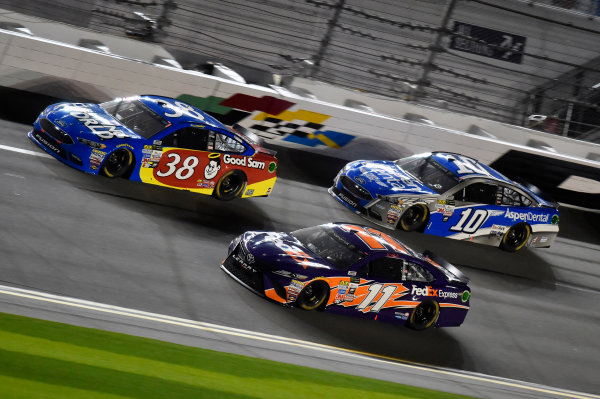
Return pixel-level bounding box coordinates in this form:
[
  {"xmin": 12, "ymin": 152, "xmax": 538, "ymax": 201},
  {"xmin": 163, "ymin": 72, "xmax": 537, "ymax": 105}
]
[
  {"xmin": 356, "ymin": 283, "xmax": 398, "ymax": 312},
  {"xmin": 155, "ymin": 99, "xmax": 206, "ymax": 121},
  {"xmin": 450, "ymin": 208, "xmax": 489, "ymax": 233},
  {"xmin": 156, "ymin": 153, "xmax": 199, "ymax": 180}
]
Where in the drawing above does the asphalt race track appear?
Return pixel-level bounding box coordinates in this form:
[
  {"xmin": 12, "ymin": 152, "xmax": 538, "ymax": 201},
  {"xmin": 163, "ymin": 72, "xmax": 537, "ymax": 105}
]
[{"xmin": 1, "ymin": 117, "xmax": 599, "ymax": 395}]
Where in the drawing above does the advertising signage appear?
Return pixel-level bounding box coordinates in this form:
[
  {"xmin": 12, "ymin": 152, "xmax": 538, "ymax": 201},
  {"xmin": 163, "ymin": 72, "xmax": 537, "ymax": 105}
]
[{"xmin": 449, "ymin": 21, "xmax": 526, "ymax": 64}]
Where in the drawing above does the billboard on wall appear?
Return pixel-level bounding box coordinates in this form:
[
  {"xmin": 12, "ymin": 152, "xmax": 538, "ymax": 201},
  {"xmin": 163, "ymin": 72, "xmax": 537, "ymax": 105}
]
[{"xmin": 449, "ymin": 21, "xmax": 527, "ymax": 64}]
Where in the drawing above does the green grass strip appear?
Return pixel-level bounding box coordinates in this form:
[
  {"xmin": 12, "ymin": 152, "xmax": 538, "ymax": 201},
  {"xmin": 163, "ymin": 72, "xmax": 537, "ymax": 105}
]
[{"xmin": 0, "ymin": 312, "xmax": 475, "ymax": 399}]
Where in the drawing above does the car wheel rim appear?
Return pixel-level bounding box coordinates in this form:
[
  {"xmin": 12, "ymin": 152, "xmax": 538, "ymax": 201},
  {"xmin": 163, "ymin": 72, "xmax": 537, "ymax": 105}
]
[{"xmin": 106, "ymin": 151, "xmax": 128, "ymax": 175}]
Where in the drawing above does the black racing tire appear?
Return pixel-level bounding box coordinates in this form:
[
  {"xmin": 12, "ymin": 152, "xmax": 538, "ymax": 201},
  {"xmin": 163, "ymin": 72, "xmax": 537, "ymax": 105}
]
[
  {"xmin": 296, "ymin": 281, "xmax": 329, "ymax": 311},
  {"xmin": 399, "ymin": 204, "xmax": 429, "ymax": 232},
  {"xmin": 500, "ymin": 223, "xmax": 531, "ymax": 252},
  {"xmin": 100, "ymin": 149, "xmax": 134, "ymax": 178},
  {"xmin": 213, "ymin": 170, "xmax": 247, "ymax": 201},
  {"xmin": 406, "ymin": 300, "xmax": 440, "ymax": 331}
]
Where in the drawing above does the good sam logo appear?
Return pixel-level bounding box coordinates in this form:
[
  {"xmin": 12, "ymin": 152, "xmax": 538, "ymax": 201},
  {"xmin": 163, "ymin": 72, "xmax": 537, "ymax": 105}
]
[{"xmin": 223, "ymin": 154, "xmax": 265, "ymax": 169}]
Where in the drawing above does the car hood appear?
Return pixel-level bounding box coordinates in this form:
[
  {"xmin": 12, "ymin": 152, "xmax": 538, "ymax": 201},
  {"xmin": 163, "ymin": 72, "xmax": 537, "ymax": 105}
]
[
  {"xmin": 346, "ymin": 160, "xmax": 438, "ymax": 196},
  {"xmin": 43, "ymin": 102, "xmax": 142, "ymax": 141},
  {"xmin": 242, "ymin": 232, "xmax": 332, "ymax": 274}
]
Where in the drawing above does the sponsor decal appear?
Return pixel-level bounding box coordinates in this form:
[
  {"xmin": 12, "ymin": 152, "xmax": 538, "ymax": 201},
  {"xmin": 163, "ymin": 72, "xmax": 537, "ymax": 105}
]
[
  {"xmin": 287, "ymin": 280, "xmax": 304, "ymax": 297},
  {"xmin": 232, "ymin": 253, "xmax": 255, "ymax": 272},
  {"xmin": 394, "ymin": 311, "xmax": 409, "ymax": 320},
  {"xmin": 222, "ymin": 154, "xmax": 265, "ymax": 170},
  {"xmin": 374, "ymin": 202, "xmax": 387, "ymax": 211},
  {"xmin": 540, "ymin": 236, "xmax": 549, "ymax": 243},
  {"xmin": 551, "ymin": 214, "xmax": 559, "ymax": 225},
  {"xmin": 142, "ymin": 159, "xmax": 159, "ymax": 168},
  {"xmin": 204, "ymin": 153, "xmax": 221, "ymax": 179},
  {"xmin": 338, "ymin": 191, "xmax": 357, "ymax": 208},
  {"xmin": 77, "ymin": 137, "xmax": 106, "ymax": 149},
  {"xmin": 461, "ymin": 290, "xmax": 470, "ymax": 302},
  {"xmin": 345, "ymin": 283, "xmax": 358, "ymax": 301},
  {"xmin": 268, "ymin": 161, "xmax": 277, "ymax": 173},
  {"xmin": 490, "ymin": 224, "xmax": 507, "ymax": 237},
  {"xmin": 505, "ymin": 208, "xmax": 549, "ymax": 223},
  {"xmin": 387, "ymin": 209, "xmax": 399, "ymax": 224},
  {"xmin": 437, "ymin": 204, "xmax": 455, "ymax": 217},
  {"xmin": 70, "ymin": 111, "xmax": 133, "ymax": 139},
  {"xmin": 335, "ymin": 280, "xmax": 349, "ymax": 302},
  {"xmin": 355, "ymin": 176, "xmax": 366, "ymax": 185},
  {"xmin": 142, "ymin": 144, "xmax": 163, "ymax": 169},
  {"xmin": 89, "ymin": 149, "xmax": 107, "ymax": 168},
  {"xmin": 34, "ymin": 132, "xmax": 62, "ymax": 156},
  {"xmin": 116, "ymin": 143, "xmax": 134, "ymax": 150},
  {"xmin": 412, "ymin": 285, "xmax": 460, "ymax": 299},
  {"xmin": 245, "ymin": 189, "xmax": 254, "ymax": 196},
  {"xmin": 272, "ymin": 270, "xmax": 308, "ymax": 280}
]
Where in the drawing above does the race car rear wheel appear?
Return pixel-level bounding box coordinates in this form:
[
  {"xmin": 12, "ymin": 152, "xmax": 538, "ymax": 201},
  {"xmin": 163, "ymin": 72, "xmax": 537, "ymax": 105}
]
[
  {"xmin": 213, "ymin": 170, "xmax": 246, "ymax": 201},
  {"xmin": 500, "ymin": 223, "xmax": 531, "ymax": 252},
  {"xmin": 399, "ymin": 204, "xmax": 429, "ymax": 232},
  {"xmin": 296, "ymin": 281, "xmax": 329, "ymax": 311},
  {"xmin": 100, "ymin": 149, "xmax": 134, "ymax": 178},
  {"xmin": 406, "ymin": 300, "xmax": 440, "ymax": 331}
]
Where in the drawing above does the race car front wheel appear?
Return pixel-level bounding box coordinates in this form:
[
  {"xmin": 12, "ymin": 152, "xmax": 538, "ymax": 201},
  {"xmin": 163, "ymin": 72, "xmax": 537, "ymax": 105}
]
[
  {"xmin": 100, "ymin": 149, "xmax": 134, "ymax": 178},
  {"xmin": 500, "ymin": 223, "xmax": 531, "ymax": 252},
  {"xmin": 296, "ymin": 281, "xmax": 329, "ymax": 311},
  {"xmin": 399, "ymin": 204, "xmax": 428, "ymax": 232},
  {"xmin": 406, "ymin": 300, "xmax": 439, "ymax": 331},
  {"xmin": 213, "ymin": 170, "xmax": 246, "ymax": 201}
]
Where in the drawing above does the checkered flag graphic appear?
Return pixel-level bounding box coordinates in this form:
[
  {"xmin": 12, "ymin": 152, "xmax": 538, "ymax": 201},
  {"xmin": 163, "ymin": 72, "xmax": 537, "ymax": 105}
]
[{"xmin": 250, "ymin": 117, "xmax": 324, "ymax": 140}]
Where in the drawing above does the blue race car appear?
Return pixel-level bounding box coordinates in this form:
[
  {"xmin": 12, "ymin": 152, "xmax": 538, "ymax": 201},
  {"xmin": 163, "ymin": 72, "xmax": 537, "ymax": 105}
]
[
  {"xmin": 330, "ymin": 152, "xmax": 559, "ymax": 252},
  {"xmin": 29, "ymin": 95, "xmax": 278, "ymax": 200},
  {"xmin": 222, "ymin": 222, "xmax": 471, "ymax": 330}
]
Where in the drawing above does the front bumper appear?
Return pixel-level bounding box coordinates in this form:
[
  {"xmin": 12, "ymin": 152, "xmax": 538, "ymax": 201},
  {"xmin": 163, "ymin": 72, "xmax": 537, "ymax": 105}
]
[
  {"xmin": 28, "ymin": 129, "xmax": 90, "ymax": 172},
  {"xmin": 221, "ymin": 243, "xmax": 264, "ymax": 295}
]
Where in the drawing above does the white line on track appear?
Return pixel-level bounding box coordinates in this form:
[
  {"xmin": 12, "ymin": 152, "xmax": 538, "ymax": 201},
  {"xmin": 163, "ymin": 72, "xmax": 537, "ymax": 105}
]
[
  {"xmin": 0, "ymin": 284, "xmax": 598, "ymax": 399},
  {"xmin": 0, "ymin": 143, "xmax": 52, "ymax": 158}
]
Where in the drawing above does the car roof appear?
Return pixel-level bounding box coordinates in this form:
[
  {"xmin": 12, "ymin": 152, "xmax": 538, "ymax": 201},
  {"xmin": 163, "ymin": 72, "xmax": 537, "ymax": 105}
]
[
  {"xmin": 330, "ymin": 223, "xmax": 417, "ymax": 257},
  {"xmin": 430, "ymin": 152, "xmax": 512, "ymax": 183},
  {"xmin": 429, "ymin": 152, "xmax": 553, "ymax": 205},
  {"xmin": 138, "ymin": 95, "xmax": 227, "ymax": 130}
]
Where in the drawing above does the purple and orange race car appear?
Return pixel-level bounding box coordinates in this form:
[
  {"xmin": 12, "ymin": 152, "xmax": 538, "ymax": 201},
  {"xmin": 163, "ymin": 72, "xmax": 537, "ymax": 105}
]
[{"xmin": 221, "ymin": 222, "xmax": 470, "ymax": 330}]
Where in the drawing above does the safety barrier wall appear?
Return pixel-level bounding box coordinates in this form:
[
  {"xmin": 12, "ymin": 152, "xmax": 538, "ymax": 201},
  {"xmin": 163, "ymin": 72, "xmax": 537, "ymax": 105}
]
[{"xmin": 0, "ymin": 30, "xmax": 598, "ymax": 207}]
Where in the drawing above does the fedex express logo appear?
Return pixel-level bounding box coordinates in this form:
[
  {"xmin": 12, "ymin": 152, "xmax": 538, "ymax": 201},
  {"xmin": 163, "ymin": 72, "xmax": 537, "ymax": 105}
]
[
  {"xmin": 412, "ymin": 285, "xmax": 460, "ymax": 299},
  {"xmin": 505, "ymin": 209, "xmax": 549, "ymax": 223}
]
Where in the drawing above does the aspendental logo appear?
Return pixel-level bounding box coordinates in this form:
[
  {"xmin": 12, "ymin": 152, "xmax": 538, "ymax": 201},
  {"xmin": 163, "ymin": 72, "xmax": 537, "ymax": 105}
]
[{"xmin": 505, "ymin": 208, "xmax": 549, "ymax": 223}]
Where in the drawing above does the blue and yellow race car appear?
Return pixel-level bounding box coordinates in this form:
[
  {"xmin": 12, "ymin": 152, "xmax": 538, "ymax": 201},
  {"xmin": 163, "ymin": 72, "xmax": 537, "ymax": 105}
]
[
  {"xmin": 29, "ymin": 95, "xmax": 278, "ymax": 200},
  {"xmin": 330, "ymin": 152, "xmax": 559, "ymax": 252}
]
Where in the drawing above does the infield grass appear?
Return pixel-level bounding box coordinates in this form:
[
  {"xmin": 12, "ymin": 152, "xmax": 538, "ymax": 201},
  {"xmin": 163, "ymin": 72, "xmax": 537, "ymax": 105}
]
[{"xmin": 0, "ymin": 312, "xmax": 475, "ymax": 399}]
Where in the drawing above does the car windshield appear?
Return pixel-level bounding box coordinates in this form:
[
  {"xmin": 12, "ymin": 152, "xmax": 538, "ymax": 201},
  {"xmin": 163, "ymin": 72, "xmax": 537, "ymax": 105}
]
[
  {"xmin": 396, "ymin": 155, "xmax": 459, "ymax": 194},
  {"xmin": 101, "ymin": 98, "xmax": 168, "ymax": 138},
  {"xmin": 291, "ymin": 225, "xmax": 367, "ymax": 270}
]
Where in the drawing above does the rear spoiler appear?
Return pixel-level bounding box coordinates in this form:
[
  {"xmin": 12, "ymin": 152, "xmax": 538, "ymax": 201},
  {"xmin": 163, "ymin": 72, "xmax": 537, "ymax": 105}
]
[
  {"xmin": 231, "ymin": 124, "xmax": 277, "ymax": 156},
  {"xmin": 422, "ymin": 250, "xmax": 470, "ymax": 285},
  {"xmin": 513, "ymin": 177, "xmax": 559, "ymax": 209}
]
